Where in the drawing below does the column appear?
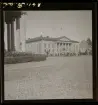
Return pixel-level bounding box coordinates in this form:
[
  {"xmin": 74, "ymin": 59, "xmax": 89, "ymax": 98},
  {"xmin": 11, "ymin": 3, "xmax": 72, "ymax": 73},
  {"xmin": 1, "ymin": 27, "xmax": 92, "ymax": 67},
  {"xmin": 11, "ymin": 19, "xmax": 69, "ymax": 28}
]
[
  {"xmin": 54, "ymin": 43, "xmax": 56, "ymax": 56},
  {"xmin": 61, "ymin": 43, "xmax": 62, "ymax": 55},
  {"xmin": 16, "ymin": 17, "xmax": 21, "ymax": 52},
  {"xmin": 56, "ymin": 42, "xmax": 58, "ymax": 55},
  {"xmin": 75, "ymin": 44, "xmax": 76, "ymax": 53},
  {"xmin": 41, "ymin": 41, "xmax": 44, "ymax": 54},
  {"xmin": 59, "ymin": 43, "xmax": 61, "ymax": 55},
  {"xmin": 73, "ymin": 44, "xmax": 75, "ymax": 53},
  {"xmin": 64, "ymin": 43, "xmax": 65, "ymax": 54},
  {"xmin": 40, "ymin": 41, "xmax": 42, "ymax": 54},
  {"xmin": 69, "ymin": 43, "xmax": 70, "ymax": 52},
  {"xmin": 65, "ymin": 43, "xmax": 66, "ymax": 51},
  {"xmin": 20, "ymin": 14, "xmax": 26, "ymax": 52},
  {"xmin": 57, "ymin": 43, "xmax": 58, "ymax": 55},
  {"xmin": 7, "ymin": 23, "xmax": 11, "ymax": 51},
  {"xmin": 70, "ymin": 43, "xmax": 72, "ymax": 53},
  {"xmin": 11, "ymin": 19, "xmax": 15, "ymax": 51},
  {"xmin": 14, "ymin": 19, "xmax": 17, "ymax": 51},
  {"xmin": 58, "ymin": 43, "xmax": 59, "ymax": 56},
  {"xmin": 59, "ymin": 43, "xmax": 60, "ymax": 56},
  {"xmin": 68, "ymin": 43, "xmax": 69, "ymax": 52},
  {"xmin": 63, "ymin": 43, "xmax": 64, "ymax": 48}
]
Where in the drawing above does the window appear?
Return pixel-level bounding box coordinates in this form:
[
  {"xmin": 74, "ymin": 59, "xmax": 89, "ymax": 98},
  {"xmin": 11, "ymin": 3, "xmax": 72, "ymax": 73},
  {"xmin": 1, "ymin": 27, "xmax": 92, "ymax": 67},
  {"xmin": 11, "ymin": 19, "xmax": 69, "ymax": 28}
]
[
  {"xmin": 57, "ymin": 43, "xmax": 59, "ymax": 46},
  {"xmin": 69, "ymin": 43, "xmax": 71, "ymax": 46},
  {"xmin": 60, "ymin": 43, "xmax": 62, "ymax": 46}
]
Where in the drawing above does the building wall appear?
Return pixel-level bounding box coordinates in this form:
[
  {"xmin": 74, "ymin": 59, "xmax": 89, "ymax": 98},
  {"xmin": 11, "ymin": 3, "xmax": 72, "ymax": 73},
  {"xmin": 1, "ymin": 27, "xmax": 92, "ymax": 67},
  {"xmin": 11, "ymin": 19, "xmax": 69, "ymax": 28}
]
[
  {"xmin": 26, "ymin": 40, "xmax": 80, "ymax": 55},
  {"xmin": 26, "ymin": 41, "xmax": 42, "ymax": 54},
  {"xmin": 71, "ymin": 43, "xmax": 80, "ymax": 53},
  {"xmin": 42, "ymin": 40, "xmax": 56, "ymax": 55}
]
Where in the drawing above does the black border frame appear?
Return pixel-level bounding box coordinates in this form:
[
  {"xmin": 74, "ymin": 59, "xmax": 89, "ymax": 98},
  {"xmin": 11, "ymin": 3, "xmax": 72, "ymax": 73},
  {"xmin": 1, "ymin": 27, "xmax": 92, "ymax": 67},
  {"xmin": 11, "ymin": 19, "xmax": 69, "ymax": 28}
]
[{"xmin": 0, "ymin": 1, "xmax": 97, "ymax": 104}]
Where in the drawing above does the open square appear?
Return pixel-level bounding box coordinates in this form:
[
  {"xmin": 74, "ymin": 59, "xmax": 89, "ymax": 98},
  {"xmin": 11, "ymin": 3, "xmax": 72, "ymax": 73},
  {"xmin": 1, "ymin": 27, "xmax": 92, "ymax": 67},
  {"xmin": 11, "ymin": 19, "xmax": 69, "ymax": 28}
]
[{"xmin": 4, "ymin": 55, "xmax": 92, "ymax": 100}]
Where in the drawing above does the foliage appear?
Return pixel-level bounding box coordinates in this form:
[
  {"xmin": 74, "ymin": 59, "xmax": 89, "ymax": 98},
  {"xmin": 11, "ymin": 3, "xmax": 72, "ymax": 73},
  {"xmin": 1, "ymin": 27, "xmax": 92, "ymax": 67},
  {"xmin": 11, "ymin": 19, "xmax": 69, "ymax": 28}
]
[
  {"xmin": 44, "ymin": 49, "xmax": 50, "ymax": 56},
  {"xmin": 4, "ymin": 51, "xmax": 32, "ymax": 57},
  {"xmin": 86, "ymin": 38, "xmax": 92, "ymax": 46},
  {"xmin": 4, "ymin": 51, "xmax": 47, "ymax": 64}
]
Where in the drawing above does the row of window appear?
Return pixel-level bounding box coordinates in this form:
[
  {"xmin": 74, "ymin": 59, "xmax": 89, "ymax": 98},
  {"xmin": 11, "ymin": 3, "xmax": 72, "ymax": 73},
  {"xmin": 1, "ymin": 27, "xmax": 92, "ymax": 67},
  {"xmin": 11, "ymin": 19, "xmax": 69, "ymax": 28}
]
[
  {"xmin": 44, "ymin": 43, "xmax": 54, "ymax": 48},
  {"xmin": 44, "ymin": 43, "xmax": 71, "ymax": 48},
  {"xmin": 27, "ymin": 43, "xmax": 40, "ymax": 48},
  {"xmin": 57, "ymin": 43, "xmax": 71, "ymax": 46}
]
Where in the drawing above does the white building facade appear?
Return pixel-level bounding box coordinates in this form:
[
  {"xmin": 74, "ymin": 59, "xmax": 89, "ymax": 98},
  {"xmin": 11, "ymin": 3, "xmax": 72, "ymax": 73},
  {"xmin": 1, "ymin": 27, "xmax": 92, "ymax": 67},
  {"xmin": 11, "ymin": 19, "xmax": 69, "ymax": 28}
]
[{"xmin": 26, "ymin": 36, "xmax": 80, "ymax": 56}]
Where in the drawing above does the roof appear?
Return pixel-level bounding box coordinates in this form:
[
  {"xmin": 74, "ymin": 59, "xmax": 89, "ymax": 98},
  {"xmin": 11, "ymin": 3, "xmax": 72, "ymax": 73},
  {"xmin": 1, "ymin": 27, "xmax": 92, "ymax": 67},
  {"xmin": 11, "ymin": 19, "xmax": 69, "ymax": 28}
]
[
  {"xmin": 26, "ymin": 36, "xmax": 79, "ymax": 43},
  {"xmin": 70, "ymin": 40, "xmax": 79, "ymax": 43}
]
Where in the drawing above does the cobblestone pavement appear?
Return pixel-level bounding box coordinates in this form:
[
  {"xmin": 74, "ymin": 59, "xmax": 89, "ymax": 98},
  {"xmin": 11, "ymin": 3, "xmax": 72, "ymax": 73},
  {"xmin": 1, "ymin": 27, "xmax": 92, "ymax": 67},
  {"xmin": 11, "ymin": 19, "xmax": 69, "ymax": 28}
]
[{"xmin": 4, "ymin": 56, "xmax": 92, "ymax": 100}]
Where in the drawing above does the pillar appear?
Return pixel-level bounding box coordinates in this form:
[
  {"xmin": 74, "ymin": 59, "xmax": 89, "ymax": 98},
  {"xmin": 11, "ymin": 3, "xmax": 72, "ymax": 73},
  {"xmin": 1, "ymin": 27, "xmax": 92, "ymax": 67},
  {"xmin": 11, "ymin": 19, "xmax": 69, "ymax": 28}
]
[
  {"xmin": 69, "ymin": 43, "xmax": 71, "ymax": 52},
  {"xmin": 68, "ymin": 43, "xmax": 69, "ymax": 52},
  {"xmin": 20, "ymin": 14, "xmax": 26, "ymax": 52},
  {"xmin": 41, "ymin": 41, "xmax": 45, "ymax": 54},
  {"xmin": 7, "ymin": 23, "xmax": 11, "ymax": 51},
  {"xmin": 70, "ymin": 43, "xmax": 72, "ymax": 53},
  {"xmin": 14, "ymin": 19, "xmax": 17, "ymax": 51},
  {"xmin": 61, "ymin": 43, "xmax": 62, "ymax": 52},
  {"xmin": 16, "ymin": 17, "xmax": 21, "ymax": 52},
  {"xmin": 39, "ymin": 41, "xmax": 41, "ymax": 54},
  {"xmin": 64, "ymin": 43, "xmax": 66, "ymax": 54},
  {"xmin": 65, "ymin": 43, "xmax": 66, "ymax": 50},
  {"xmin": 11, "ymin": 19, "xmax": 15, "ymax": 51},
  {"xmin": 59, "ymin": 43, "xmax": 60, "ymax": 56},
  {"xmin": 75, "ymin": 44, "xmax": 76, "ymax": 53}
]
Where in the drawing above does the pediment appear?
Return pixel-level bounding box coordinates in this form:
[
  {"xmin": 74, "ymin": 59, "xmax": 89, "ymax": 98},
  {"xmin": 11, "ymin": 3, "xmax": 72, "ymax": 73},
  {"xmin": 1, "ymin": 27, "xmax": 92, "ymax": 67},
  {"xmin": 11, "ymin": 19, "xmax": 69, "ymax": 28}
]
[{"xmin": 59, "ymin": 37, "xmax": 70, "ymax": 41}]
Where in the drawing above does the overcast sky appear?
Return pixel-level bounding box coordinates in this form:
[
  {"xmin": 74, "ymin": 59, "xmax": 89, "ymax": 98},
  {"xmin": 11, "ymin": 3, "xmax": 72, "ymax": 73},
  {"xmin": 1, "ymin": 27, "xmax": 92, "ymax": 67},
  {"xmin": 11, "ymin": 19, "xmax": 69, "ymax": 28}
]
[
  {"xmin": 4, "ymin": 10, "xmax": 92, "ymax": 49},
  {"xmin": 25, "ymin": 10, "xmax": 92, "ymax": 42}
]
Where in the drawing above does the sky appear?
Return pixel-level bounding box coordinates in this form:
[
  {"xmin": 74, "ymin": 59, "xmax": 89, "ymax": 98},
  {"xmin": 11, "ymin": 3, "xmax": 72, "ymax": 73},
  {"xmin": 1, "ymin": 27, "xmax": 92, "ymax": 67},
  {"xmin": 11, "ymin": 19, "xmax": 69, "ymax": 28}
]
[
  {"xmin": 25, "ymin": 10, "xmax": 92, "ymax": 42},
  {"xmin": 4, "ymin": 10, "xmax": 92, "ymax": 49}
]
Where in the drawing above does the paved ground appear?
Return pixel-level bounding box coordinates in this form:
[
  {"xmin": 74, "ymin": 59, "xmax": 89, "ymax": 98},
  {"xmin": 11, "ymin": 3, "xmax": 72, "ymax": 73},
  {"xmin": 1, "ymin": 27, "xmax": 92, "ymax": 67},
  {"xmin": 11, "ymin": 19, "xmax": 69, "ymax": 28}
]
[{"xmin": 4, "ymin": 55, "xmax": 92, "ymax": 100}]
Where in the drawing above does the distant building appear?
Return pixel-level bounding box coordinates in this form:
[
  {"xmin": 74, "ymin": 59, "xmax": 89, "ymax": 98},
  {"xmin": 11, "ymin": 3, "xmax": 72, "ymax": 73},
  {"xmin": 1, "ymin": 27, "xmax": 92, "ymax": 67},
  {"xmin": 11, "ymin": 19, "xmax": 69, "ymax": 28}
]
[{"xmin": 26, "ymin": 36, "xmax": 80, "ymax": 56}]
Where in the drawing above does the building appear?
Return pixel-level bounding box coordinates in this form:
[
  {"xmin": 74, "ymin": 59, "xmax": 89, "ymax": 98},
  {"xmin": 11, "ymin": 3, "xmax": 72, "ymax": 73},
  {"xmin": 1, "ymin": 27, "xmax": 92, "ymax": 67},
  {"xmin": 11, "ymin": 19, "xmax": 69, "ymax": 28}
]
[{"xmin": 26, "ymin": 36, "xmax": 80, "ymax": 56}]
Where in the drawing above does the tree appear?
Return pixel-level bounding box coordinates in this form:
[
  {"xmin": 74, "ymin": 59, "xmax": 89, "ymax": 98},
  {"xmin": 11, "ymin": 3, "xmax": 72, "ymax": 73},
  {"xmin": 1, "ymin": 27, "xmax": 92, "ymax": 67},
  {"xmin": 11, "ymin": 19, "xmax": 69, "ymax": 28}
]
[
  {"xmin": 86, "ymin": 38, "xmax": 92, "ymax": 46},
  {"xmin": 86, "ymin": 38, "xmax": 92, "ymax": 55},
  {"xmin": 44, "ymin": 49, "xmax": 50, "ymax": 56}
]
